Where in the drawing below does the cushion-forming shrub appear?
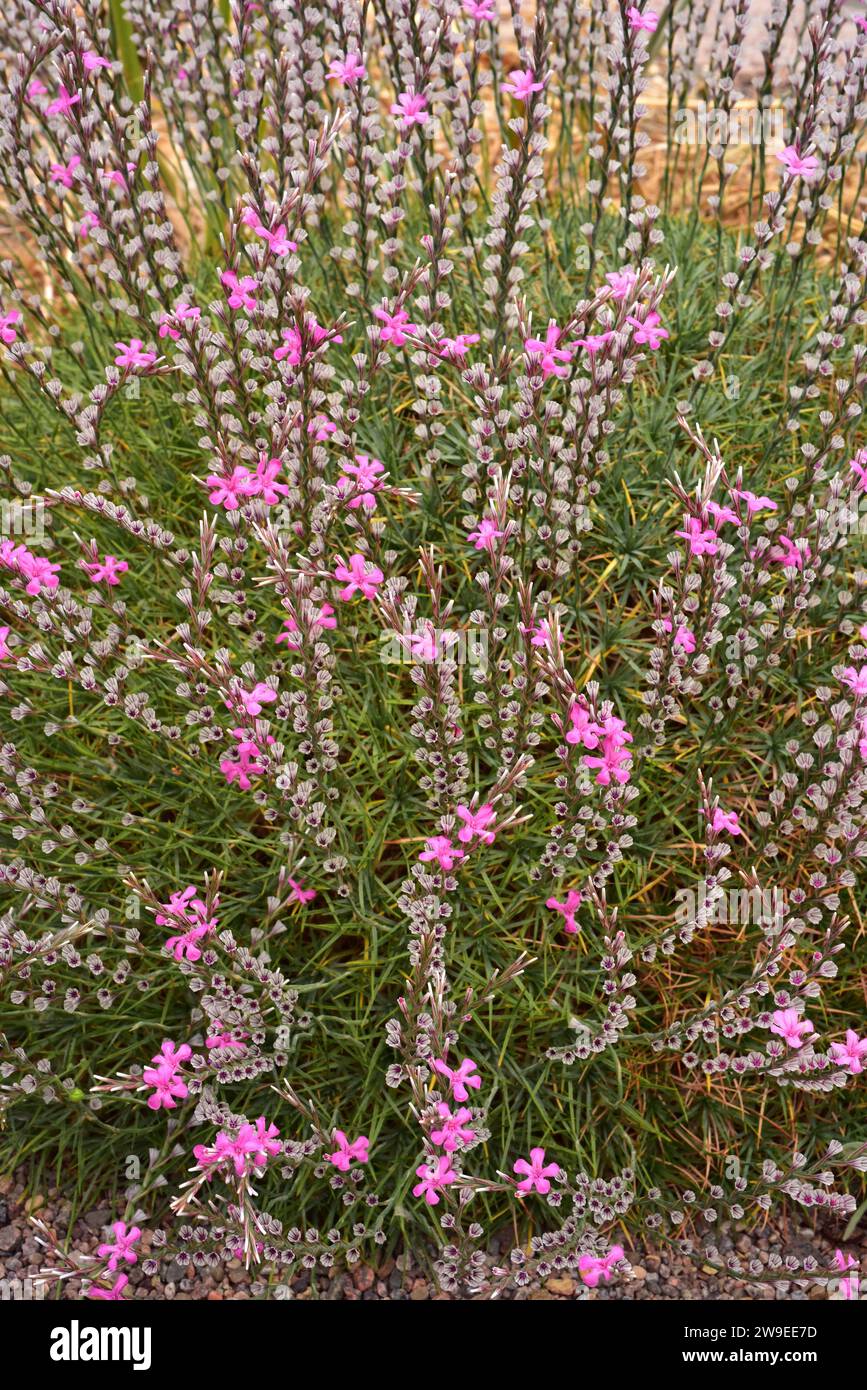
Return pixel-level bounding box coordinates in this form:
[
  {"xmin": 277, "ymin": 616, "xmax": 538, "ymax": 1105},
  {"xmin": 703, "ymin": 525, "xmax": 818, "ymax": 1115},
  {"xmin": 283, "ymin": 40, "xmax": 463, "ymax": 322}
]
[{"xmin": 0, "ymin": 0, "xmax": 865, "ymax": 1300}]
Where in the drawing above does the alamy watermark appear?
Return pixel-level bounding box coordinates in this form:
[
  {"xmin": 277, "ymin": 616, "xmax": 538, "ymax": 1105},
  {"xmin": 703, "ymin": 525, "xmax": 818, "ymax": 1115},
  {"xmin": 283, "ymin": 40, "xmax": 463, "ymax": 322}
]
[
  {"xmin": 827, "ymin": 487, "xmax": 867, "ymax": 543},
  {"xmin": 675, "ymin": 880, "xmax": 786, "ymax": 930},
  {"xmin": 0, "ymin": 498, "xmax": 45, "ymax": 543},
  {"xmin": 379, "ymin": 626, "xmax": 489, "ymax": 670},
  {"xmin": 675, "ymin": 100, "xmax": 786, "ymax": 148},
  {"xmin": 49, "ymin": 1321, "xmax": 152, "ymax": 1371},
  {"xmin": 0, "ymin": 1276, "xmax": 45, "ymax": 1300}
]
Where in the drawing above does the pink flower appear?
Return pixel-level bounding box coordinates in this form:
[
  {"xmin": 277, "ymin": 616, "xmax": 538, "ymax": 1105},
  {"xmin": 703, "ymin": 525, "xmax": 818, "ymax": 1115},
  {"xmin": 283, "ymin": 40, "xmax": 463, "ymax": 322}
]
[
  {"xmin": 463, "ymin": 0, "xmax": 496, "ymax": 19},
  {"xmin": 0, "ymin": 310, "xmax": 22, "ymax": 345},
  {"xmin": 158, "ymin": 301, "xmax": 200, "ymax": 339},
  {"xmin": 709, "ymin": 806, "xmax": 741, "ymax": 836},
  {"xmin": 79, "ymin": 211, "xmax": 100, "ymax": 239},
  {"xmin": 89, "ymin": 1274, "xmax": 128, "ymax": 1301},
  {"xmin": 706, "ymin": 500, "xmax": 739, "ymax": 526},
  {"xmin": 327, "ymin": 1131, "xmax": 370, "ymax": 1171},
  {"xmin": 309, "ymin": 317, "xmax": 342, "ymax": 349},
  {"xmin": 390, "ymin": 90, "xmax": 429, "ymax": 129},
  {"xmin": 206, "ymin": 1031, "xmax": 247, "ymax": 1052},
  {"xmin": 842, "ymin": 665, "xmax": 867, "ymax": 698},
  {"xmin": 582, "ymin": 716, "xmax": 633, "ymax": 786},
  {"xmin": 220, "ymin": 739, "xmax": 266, "ymax": 792},
  {"xmin": 565, "ymin": 702, "xmax": 603, "ymax": 749},
  {"xmin": 431, "ymin": 1057, "xmax": 481, "ymax": 1102},
  {"xmin": 419, "ymin": 836, "xmax": 465, "ymax": 871},
  {"xmin": 195, "ymin": 1118, "xmax": 282, "ymax": 1177},
  {"xmin": 408, "ymin": 627, "xmax": 457, "ymax": 662},
  {"xmin": 829, "ymin": 1030, "xmax": 867, "ymax": 1075},
  {"xmin": 233, "ymin": 681, "xmax": 278, "ymax": 717},
  {"xmin": 156, "ymin": 890, "xmax": 212, "ymax": 931},
  {"xmin": 82, "ymin": 51, "xmax": 112, "ymax": 73},
  {"xmin": 276, "ymin": 603, "xmax": 336, "ymax": 647},
  {"xmin": 308, "ymin": 414, "xmax": 337, "ymax": 442},
  {"xmin": 731, "ymin": 488, "xmax": 777, "ymax": 515},
  {"xmin": 430, "ymin": 1104, "xmax": 475, "ymax": 1152},
  {"xmin": 265, "ymin": 223, "xmax": 295, "ymax": 257},
  {"xmin": 519, "ymin": 618, "xmax": 553, "ymax": 648},
  {"xmin": 777, "ymin": 144, "xmax": 821, "ymax": 181},
  {"xmin": 97, "ymin": 1221, "xmax": 141, "ymax": 1272},
  {"xmin": 274, "ymin": 327, "xmax": 303, "ymax": 365},
  {"xmin": 334, "ymin": 553, "xmax": 384, "ymax": 600},
  {"xmin": 4, "ymin": 545, "xmax": 61, "ymax": 595},
  {"xmin": 82, "ymin": 554, "xmax": 128, "ymax": 586},
  {"xmin": 252, "ymin": 455, "xmax": 289, "ymax": 505},
  {"xmin": 833, "ymin": 1249, "xmax": 859, "ymax": 1300},
  {"xmin": 159, "ymin": 884, "xmax": 219, "ymax": 961},
  {"xmin": 413, "ymin": 1155, "xmax": 456, "ymax": 1206},
  {"xmin": 769, "ymin": 1008, "xmax": 815, "ymax": 1049},
  {"xmin": 502, "ymin": 68, "xmax": 546, "ymax": 102},
  {"xmin": 256, "ymin": 222, "xmax": 298, "ymax": 257},
  {"xmin": 288, "ymin": 877, "xmax": 316, "ymax": 905},
  {"xmin": 768, "ymin": 534, "xmax": 809, "ymax": 569},
  {"xmin": 49, "ymin": 155, "xmax": 81, "ymax": 188},
  {"xmin": 26, "ymin": 79, "xmax": 47, "ymax": 100},
  {"xmin": 584, "ymin": 746, "xmax": 632, "ymax": 787},
  {"xmin": 374, "ymin": 305, "xmax": 419, "ymax": 347},
  {"xmin": 0, "ymin": 626, "xmax": 11, "ymax": 662},
  {"xmin": 455, "ymin": 802, "xmax": 497, "ymax": 845},
  {"xmin": 546, "ymin": 889, "xmax": 583, "ymax": 935},
  {"xmin": 275, "ymin": 318, "xmax": 341, "ymax": 366},
  {"xmin": 661, "ymin": 617, "xmax": 696, "ymax": 653},
  {"xmin": 113, "ymin": 339, "xmax": 157, "ymax": 369},
  {"xmin": 100, "ymin": 162, "xmax": 135, "ymax": 190},
  {"xmin": 221, "ymin": 270, "xmax": 258, "ymax": 313},
  {"xmin": 434, "ymin": 332, "xmax": 480, "ymax": 362},
  {"xmin": 337, "ymin": 454, "xmax": 386, "ymax": 510},
  {"xmin": 578, "ymin": 1244, "xmax": 625, "ymax": 1287},
  {"xmin": 143, "ymin": 1038, "xmax": 191, "ymax": 1110},
  {"xmin": 328, "ymin": 52, "xmax": 366, "ymax": 86},
  {"xmin": 849, "ymin": 450, "xmax": 867, "ymax": 491},
  {"xmin": 513, "ymin": 1147, "xmax": 561, "ymax": 1195},
  {"xmin": 524, "ymin": 322, "xmax": 574, "ymax": 379},
  {"xmin": 573, "ymin": 331, "xmax": 613, "ymax": 356},
  {"xmin": 206, "ymin": 466, "xmax": 256, "ymax": 510},
  {"xmin": 626, "ymin": 6, "xmax": 658, "ymax": 31},
  {"xmin": 467, "ymin": 517, "xmax": 506, "ymax": 551},
  {"xmin": 205, "ymin": 458, "xmax": 284, "ymax": 510},
  {"xmin": 605, "ymin": 267, "xmax": 638, "ymax": 300},
  {"xmin": 46, "ymin": 85, "xmax": 80, "ymax": 118},
  {"xmin": 244, "ymin": 1116, "xmax": 282, "ymax": 1168},
  {"xmin": 626, "ymin": 309, "xmax": 669, "ymax": 349},
  {"xmin": 675, "ymin": 516, "xmax": 719, "ymax": 556}
]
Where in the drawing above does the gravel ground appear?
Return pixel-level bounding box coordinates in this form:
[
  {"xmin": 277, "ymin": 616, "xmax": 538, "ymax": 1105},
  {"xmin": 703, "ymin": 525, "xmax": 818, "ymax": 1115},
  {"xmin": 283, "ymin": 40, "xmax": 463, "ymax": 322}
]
[{"xmin": 1, "ymin": 1173, "xmax": 863, "ymax": 1301}]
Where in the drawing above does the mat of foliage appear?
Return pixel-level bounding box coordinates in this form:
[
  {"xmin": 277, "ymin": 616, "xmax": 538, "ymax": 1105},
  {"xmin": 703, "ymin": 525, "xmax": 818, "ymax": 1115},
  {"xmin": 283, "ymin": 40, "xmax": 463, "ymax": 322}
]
[{"xmin": 0, "ymin": 0, "xmax": 865, "ymax": 1301}]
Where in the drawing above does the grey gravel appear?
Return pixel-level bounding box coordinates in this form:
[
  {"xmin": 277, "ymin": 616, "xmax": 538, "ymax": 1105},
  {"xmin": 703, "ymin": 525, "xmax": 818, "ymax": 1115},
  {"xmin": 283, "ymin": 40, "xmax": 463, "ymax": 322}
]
[{"xmin": 1, "ymin": 1171, "xmax": 863, "ymax": 1301}]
